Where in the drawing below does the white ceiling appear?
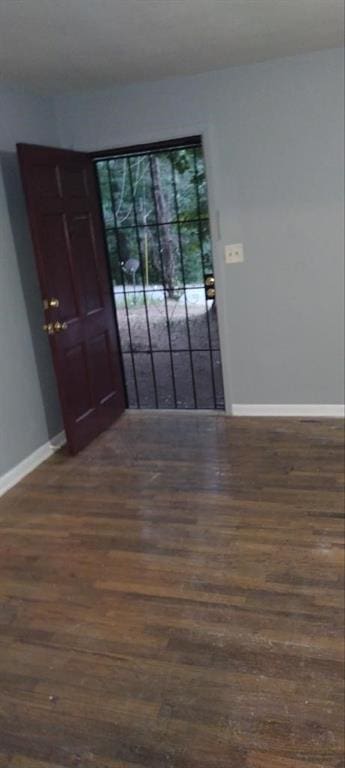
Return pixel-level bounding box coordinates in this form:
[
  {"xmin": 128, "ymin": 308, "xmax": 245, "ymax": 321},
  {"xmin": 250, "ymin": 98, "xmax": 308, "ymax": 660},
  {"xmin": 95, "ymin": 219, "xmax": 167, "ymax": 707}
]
[{"xmin": 0, "ymin": 0, "xmax": 343, "ymax": 92}]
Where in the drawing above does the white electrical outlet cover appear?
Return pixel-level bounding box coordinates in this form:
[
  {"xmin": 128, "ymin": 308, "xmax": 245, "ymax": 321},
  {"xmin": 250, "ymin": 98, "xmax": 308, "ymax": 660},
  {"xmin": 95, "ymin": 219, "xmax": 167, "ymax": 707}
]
[{"xmin": 225, "ymin": 243, "xmax": 244, "ymax": 264}]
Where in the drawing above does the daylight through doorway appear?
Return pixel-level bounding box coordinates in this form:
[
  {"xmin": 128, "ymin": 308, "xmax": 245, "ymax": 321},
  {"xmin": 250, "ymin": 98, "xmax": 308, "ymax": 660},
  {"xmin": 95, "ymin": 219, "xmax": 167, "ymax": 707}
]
[{"xmin": 94, "ymin": 137, "xmax": 225, "ymax": 409}]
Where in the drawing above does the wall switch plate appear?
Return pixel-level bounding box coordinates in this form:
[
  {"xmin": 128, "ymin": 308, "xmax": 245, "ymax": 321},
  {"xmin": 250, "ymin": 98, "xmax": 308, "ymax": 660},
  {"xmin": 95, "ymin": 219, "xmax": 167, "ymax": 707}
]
[{"xmin": 225, "ymin": 243, "xmax": 244, "ymax": 264}]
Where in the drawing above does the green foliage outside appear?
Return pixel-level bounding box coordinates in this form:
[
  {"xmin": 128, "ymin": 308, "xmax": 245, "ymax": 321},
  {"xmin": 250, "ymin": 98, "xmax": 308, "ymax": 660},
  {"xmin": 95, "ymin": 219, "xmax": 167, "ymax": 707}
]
[{"xmin": 96, "ymin": 147, "xmax": 213, "ymax": 293}]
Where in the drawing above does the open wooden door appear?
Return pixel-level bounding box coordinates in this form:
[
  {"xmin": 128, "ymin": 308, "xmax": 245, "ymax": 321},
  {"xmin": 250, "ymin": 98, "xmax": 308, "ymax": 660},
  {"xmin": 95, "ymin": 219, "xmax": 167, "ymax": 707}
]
[{"xmin": 17, "ymin": 144, "xmax": 126, "ymax": 454}]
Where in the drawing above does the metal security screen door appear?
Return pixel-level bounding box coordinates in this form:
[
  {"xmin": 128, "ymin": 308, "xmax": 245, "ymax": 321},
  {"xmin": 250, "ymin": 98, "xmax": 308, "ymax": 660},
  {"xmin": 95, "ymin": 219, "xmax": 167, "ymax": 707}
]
[{"xmin": 94, "ymin": 136, "xmax": 224, "ymax": 410}]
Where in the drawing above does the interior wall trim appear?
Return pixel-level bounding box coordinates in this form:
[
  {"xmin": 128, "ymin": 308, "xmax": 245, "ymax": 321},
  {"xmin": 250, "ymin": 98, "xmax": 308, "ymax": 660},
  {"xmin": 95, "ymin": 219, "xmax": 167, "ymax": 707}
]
[
  {"xmin": 0, "ymin": 431, "xmax": 66, "ymax": 498},
  {"xmin": 231, "ymin": 404, "xmax": 345, "ymax": 417}
]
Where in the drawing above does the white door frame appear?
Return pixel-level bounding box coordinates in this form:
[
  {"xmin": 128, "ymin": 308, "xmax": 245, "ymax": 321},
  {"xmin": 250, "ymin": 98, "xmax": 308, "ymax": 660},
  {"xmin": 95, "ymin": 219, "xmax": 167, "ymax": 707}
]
[{"xmin": 89, "ymin": 122, "xmax": 233, "ymax": 413}]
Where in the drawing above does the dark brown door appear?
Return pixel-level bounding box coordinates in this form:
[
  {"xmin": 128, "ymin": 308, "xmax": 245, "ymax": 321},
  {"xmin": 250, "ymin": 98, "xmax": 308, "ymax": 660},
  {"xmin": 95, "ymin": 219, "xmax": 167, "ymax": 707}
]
[{"xmin": 17, "ymin": 144, "xmax": 126, "ymax": 454}]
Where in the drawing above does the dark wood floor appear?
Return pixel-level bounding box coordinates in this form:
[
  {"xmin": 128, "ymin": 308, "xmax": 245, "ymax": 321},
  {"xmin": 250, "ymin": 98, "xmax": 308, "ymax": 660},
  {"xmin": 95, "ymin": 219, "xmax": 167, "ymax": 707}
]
[{"xmin": 0, "ymin": 413, "xmax": 344, "ymax": 768}]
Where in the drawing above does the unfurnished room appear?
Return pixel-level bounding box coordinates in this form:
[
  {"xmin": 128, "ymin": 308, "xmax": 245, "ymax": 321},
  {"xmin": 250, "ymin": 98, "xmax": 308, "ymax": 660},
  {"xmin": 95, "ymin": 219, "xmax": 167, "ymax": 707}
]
[{"xmin": 0, "ymin": 1, "xmax": 344, "ymax": 766}]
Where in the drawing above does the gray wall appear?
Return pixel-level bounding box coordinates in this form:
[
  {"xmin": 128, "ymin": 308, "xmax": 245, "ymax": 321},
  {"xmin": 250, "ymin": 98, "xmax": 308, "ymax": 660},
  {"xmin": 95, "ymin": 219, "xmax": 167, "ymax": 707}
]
[
  {"xmin": 0, "ymin": 86, "xmax": 62, "ymax": 477},
  {"xmin": 55, "ymin": 47, "xmax": 345, "ymax": 408},
  {"xmin": 0, "ymin": 49, "xmax": 344, "ymax": 480}
]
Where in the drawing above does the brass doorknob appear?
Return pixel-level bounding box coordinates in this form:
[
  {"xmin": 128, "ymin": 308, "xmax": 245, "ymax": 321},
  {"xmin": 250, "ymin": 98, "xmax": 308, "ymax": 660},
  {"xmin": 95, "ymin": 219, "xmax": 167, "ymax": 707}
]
[
  {"xmin": 43, "ymin": 297, "xmax": 60, "ymax": 309},
  {"xmin": 206, "ymin": 287, "xmax": 216, "ymax": 299},
  {"xmin": 205, "ymin": 276, "xmax": 215, "ymax": 287},
  {"xmin": 43, "ymin": 320, "xmax": 67, "ymax": 335},
  {"xmin": 53, "ymin": 321, "xmax": 68, "ymax": 332},
  {"xmin": 43, "ymin": 322, "xmax": 54, "ymax": 335}
]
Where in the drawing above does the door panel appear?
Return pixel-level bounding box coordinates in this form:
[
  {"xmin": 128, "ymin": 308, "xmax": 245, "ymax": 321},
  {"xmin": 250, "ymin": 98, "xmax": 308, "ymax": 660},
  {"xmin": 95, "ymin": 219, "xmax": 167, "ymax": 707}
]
[
  {"xmin": 69, "ymin": 214, "xmax": 104, "ymax": 314},
  {"xmin": 65, "ymin": 343, "xmax": 94, "ymax": 421},
  {"xmin": 17, "ymin": 144, "xmax": 125, "ymax": 454},
  {"xmin": 89, "ymin": 332, "xmax": 115, "ymax": 401},
  {"xmin": 42, "ymin": 213, "xmax": 80, "ymax": 318}
]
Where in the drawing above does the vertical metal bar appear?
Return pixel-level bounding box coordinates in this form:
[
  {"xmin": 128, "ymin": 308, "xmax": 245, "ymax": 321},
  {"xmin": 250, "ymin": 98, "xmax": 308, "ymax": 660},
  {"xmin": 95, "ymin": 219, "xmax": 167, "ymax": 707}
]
[
  {"xmin": 192, "ymin": 147, "xmax": 218, "ymax": 410},
  {"xmin": 148, "ymin": 154, "xmax": 178, "ymax": 409},
  {"xmin": 170, "ymin": 153, "xmax": 198, "ymax": 409},
  {"xmin": 105, "ymin": 160, "xmax": 141, "ymax": 408},
  {"xmin": 127, "ymin": 156, "xmax": 159, "ymax": 409}
]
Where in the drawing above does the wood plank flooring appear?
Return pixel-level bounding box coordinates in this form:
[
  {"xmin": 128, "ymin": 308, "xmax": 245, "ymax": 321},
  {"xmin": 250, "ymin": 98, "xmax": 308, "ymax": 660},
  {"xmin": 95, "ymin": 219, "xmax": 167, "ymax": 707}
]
[{"xmin": 0, "ymin": 413, "xmax": 344, "ymax": 768}]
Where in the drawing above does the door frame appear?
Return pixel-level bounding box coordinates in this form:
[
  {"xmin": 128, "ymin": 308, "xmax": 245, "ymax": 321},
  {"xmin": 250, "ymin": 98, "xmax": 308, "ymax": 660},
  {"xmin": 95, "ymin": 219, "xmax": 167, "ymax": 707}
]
[{"xmin": 88, "ymin": 126, "xmax": 232, "ymax": 414}]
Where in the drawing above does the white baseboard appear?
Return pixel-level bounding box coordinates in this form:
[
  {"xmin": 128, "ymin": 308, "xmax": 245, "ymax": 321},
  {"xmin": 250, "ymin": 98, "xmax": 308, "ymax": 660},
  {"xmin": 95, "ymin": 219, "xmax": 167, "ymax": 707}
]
[
  {"xmin": 232, "ymin": 404, "xmax": 345, "ymax": 417},
  {"xmin": 0, "ymin": 430, "xmax": 66, "ymax": 498},
  {"xmin": 49, "ymin": 430, "xmax": 66, "ymax": 450}
]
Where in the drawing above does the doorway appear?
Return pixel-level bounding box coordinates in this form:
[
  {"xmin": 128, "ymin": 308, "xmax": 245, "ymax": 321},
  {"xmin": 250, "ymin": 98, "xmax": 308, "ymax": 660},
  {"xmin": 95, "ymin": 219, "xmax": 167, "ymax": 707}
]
[{"xmin": 94, "ymin": 136, "xmax": 224, "ymax": 410}]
